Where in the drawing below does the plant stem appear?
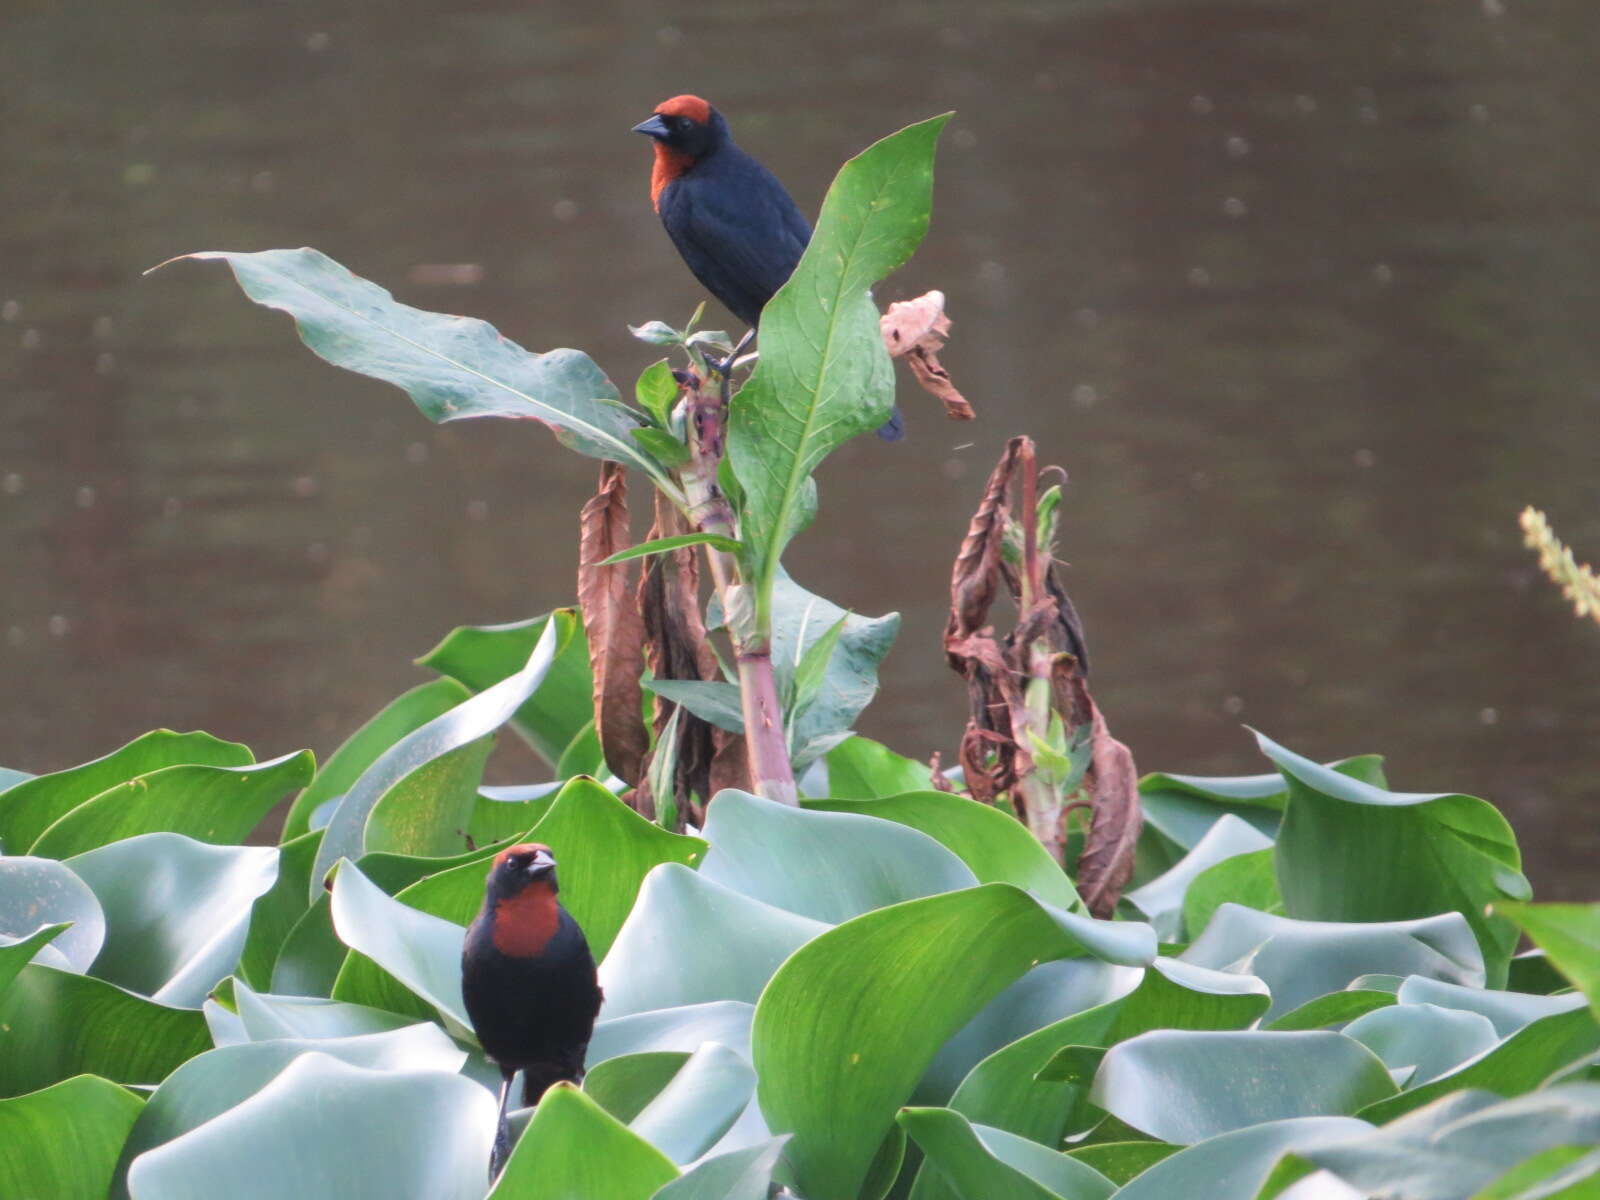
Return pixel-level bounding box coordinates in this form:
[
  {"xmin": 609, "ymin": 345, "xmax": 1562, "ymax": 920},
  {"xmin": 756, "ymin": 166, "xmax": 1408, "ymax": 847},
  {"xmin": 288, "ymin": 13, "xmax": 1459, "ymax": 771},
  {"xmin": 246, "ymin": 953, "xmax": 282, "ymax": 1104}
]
[{"xmin": 679, "ymin": 369, "xmax": 798, "ymax": 805}]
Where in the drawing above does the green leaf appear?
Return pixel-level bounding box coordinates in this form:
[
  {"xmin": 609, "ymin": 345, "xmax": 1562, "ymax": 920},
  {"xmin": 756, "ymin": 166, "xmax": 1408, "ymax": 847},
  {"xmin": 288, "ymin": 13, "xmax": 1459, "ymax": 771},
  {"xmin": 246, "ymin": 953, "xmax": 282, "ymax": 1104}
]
[
  {"xmin": 110, "ymin": 1023, "xmax": 465, "ymax": 1199},
  {"xmin": 1136, "ymin": 769, "xmax": 1286, "ymax": 875},
  {"xmin": 636, "ymin": 359, "xmax": 679, "ymax": 427},
  {"xmin": 599, "ymin": 864, "xmax": 828, "ymax": 1017},
  {"xmin": 1395, "ymin": 973, "xmax": 1588, "ymax": 1037},
  {"xmin": 231, "ymin": 981, "xmax": 419, "ymax": 1041},
  {"xmin": 469, "ymin": 782, "xmax": 561, "ymax": 848},
  {"xmin": 632, "ymin": 427, "xmax": 694, "ymax": 469},
  {"xmin": 419, "ymin": 610, "xmax": 592, "ymax": 767},
  {"xmin": 125, "ymin": 1052, "xmax": 494, "ymax": 1200},
  {"xmin": 29, "ymin": 752, "xmax": 313, "ymax": 859},
  {"xmin": 1064, "ymin": 1142, "xmax": 1179, "ymax": 1185},
  {"xmin": 1255, "ymin": 730, "xmax": 1528, "ymax": 986},
  {"xmin": 650, "ymin": 1137, "xmax": 789, "ymax": 1200},
  {"xmin": 644, "ymin": 679, "xmax": 746, "ymax": 734},
  {"xmin": 900, "ymin": 1107, "xmax": 1115, "ymax": 1200},
  {"xmin": 1342, "ymin": 1002, "xmax": 1499, "ymax": 1085},
  {"xmin": 311, "ymin": 618, "xmax": 561, "ymax": 898},
  {"xmin": 268, "ymin": 894, "xmax": 345, "ymax": 998},
  {"xmin": 66, "ymin": 834, "xmax": 278, "ymax": 1007},
  {"xmin": 364, "ymin": 735, "xmax": 495, "ymax": 859},
  {"xmin": 0, "ymin": 964, "xmax": 210, "ymax": 1097},
  {"xmin": 0, "ymin": 856, "xmax": 105, "ymax": 972},
  {"xmin": 729, "ymin": 114, "xmax": 950, "ymax": 588},
  {"xmin": 237, "ymin": 829, "xmax": 322, "ymax": 991},
  {"xmin": 823, "ymin": 735, "xmax": 934, "ymax": 799},
  {"xmin": 490, "ymin": 1084, "xmax": 678, "ymax": 1200},
  {"xmin": 630, "ymin": 1042, "xmax": 756, "ymax": 1164},
  {"xmin": 0, "ymin": 923, "xmax": 72, "ymax": 994},
  {"xmin": 0, "ymin": 1075, "xmax": 143, "ymax": 1200},
  {"xmin": 1266, "ymin": 989, "xmax": 1397, "ymax": 1032},
  {"xmin": 1494, "ymin": 902, "xmax": 1600, "ymax": 1022},
  {"xmin": 1087, "ymin": 1030, "xmax": 1396, "ymax": 1143},
  {"xmin": 586, "ymin": 1052, "xmax": 691, "ymax": 1123},
  {"xmin": 807, "ymin": 790, "xmax": 1080, "ymax": 910},
  {"xmin": 1112, "ymin": 1117, "xmax": 1372, "ymax": 1200},
  {"xmin": 0, "ymin": 730, "xmax": 250, "ymax": 853},
  {"xmin": 699, "ymin": 789, "xmax": 977, "ymax": 923},
  {"xmin": 589, "ymin": 1002, "xmax": 754, "ymax": 1067},
  {"xmin": 1127, "ymin": 814, "xmax": 1274, "ymax": 941},
  {"xmin": 1182, "ymin": 847, "xmax": 1283, "ymax": 940},
  {"xmin": 282, "ymin": 678, "xmax": 470, "ymax": 842},
  {"xmin": 790, "ymin": 612, "xmax": 850, "ymax": 717},
  {"xmin": 555, "ymin": 718, "xmax": 608, "ymax": 779},
  {"xmin": 752, "ymin": 884, "xmax": 1153, "ymax": 1200},
  {"xmin": 602, "ymin": 532, "xmax": 745, "ymax": 566},
  {"xmin": 170, "ymin": 248, "xmax": 675, "ymax": 489},
  {"xmin": 630, "ymin": 320, "xmax": 682, "ymax": 346}
]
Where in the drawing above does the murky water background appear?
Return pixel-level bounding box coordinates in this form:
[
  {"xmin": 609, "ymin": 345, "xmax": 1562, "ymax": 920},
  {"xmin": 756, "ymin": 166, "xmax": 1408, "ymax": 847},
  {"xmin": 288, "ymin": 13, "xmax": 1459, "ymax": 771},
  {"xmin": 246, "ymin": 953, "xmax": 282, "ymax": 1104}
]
[{"xmin": 4, "ymin": 0, "xmax": 1596, "ymax": 896}]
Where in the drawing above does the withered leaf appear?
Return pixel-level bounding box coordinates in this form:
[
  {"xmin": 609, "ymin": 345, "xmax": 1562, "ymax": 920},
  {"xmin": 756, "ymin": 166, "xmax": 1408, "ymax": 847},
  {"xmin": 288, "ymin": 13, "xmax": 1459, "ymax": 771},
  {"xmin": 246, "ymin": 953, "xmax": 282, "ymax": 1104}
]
[
  {"xmin": 881, "ymin": 290, "xmax": 974, "ymax": 420},
  {"xmin": 577, "ymin": 461, "xmax": 648, "ymax": 788}
]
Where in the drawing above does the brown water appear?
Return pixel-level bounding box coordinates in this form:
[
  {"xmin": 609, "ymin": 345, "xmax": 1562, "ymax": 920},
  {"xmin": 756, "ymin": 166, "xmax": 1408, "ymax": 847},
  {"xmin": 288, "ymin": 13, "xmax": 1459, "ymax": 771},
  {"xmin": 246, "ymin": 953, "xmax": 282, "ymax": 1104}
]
[{"xmin": 4, "ymin": 0, "xmax": 1597, "ymax": 897}]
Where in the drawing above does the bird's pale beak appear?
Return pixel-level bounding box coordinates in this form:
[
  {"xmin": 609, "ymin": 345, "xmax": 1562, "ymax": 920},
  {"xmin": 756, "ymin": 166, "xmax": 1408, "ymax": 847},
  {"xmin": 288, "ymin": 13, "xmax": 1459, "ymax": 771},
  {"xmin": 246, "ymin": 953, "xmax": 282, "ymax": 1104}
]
[
  {"xmin": 632, "ymin": 114, "xmax": 671, "ymax": 140},
  {"xmin": 528, "ymin": 848, "xmax": 557, "ymax": 877}
]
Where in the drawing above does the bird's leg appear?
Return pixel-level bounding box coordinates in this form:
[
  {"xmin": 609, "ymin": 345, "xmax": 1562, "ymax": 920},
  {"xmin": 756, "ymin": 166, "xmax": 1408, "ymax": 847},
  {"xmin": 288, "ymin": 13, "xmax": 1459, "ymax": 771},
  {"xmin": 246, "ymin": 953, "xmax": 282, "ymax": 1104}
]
[
  {"xmin": 488, "ymin": 1066, "xmax": 517, "ymax": 1181},
  {"xmin": 712, "ymin": 328, "xmax": 757, "ymax": 408}
]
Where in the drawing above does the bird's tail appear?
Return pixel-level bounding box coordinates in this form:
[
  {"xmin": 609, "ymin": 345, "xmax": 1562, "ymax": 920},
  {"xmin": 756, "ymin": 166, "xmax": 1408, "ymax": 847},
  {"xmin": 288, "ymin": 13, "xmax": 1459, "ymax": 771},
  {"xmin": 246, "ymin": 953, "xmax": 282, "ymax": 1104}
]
[
  {"xmin": 876, "ymin": 404, "xmax": 906, "ymax": 442},
  {"xmin": 520, "ymin": 1054, "xmax": 586, "ymax": 1107}
]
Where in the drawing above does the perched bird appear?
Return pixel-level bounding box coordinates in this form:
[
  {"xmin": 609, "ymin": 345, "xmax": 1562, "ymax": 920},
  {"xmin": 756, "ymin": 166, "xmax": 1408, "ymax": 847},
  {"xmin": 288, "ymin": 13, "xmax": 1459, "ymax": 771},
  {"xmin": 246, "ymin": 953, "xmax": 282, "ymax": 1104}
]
[
  {"xmin": 633, "ymin": 93, "xmax": 904, "ymax": 440},
  {"xmin": 462, "ymin": 843, "xmax": 602, "ymax": 1178}
]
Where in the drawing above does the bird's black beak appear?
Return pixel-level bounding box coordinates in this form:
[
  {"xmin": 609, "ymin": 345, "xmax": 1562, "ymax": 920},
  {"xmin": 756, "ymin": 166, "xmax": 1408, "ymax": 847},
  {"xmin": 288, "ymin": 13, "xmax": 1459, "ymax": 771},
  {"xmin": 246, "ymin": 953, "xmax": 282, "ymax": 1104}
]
[{"xmin": 632, "ymin": 114, "xmax": 670, "ymax": 140}]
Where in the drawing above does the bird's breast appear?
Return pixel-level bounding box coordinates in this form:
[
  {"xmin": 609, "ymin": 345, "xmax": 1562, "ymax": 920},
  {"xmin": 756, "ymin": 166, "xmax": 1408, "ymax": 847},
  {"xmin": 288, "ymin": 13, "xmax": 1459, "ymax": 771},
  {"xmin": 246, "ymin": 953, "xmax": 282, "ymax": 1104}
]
[{"xmin": 492, "ymin": 885, "xmax": 560, "ymax": 956}]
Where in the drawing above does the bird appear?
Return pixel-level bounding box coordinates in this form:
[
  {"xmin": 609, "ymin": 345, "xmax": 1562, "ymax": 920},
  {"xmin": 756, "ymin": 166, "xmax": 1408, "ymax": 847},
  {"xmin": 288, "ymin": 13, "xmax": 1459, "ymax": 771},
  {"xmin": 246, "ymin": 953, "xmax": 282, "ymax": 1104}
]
[
  {"xmin": 461, "ymin": 842, "xmax": 603, "ymax": 1179},
  {"xmin": 633, "ymin": 93, "xmax": 904, "ymax": 440}
]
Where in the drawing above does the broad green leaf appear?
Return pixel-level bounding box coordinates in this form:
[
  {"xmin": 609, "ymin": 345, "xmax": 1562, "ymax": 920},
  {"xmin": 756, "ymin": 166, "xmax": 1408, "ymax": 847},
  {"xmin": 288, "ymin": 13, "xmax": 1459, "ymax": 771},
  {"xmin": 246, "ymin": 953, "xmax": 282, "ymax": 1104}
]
[
  {"xmin": 0, "ymin": 855, "xmax": 105, "ymax": 972},
  {"xmin": 1136, "ymin": 769, "xmax": 1287, "ymax": 874},
  {"xmin": 237, "ymin": 829, "xmax": 322, "ymax": 991},
  {"xmin": 363, "ymin": 734, "xmax": 495, "ymax": 859},
  {"xmin": 469, "ymin": 782, "xmax": 561, "ymax": 847},
  {"xmin": 630, "ymin": 320, "xmax": 681, "ymax": 346},
  {"xmin": 126, "ymin": 1052, "xmax": 494, "ymax": 1200},
  {"xmin": 1343, "ymin": 1003, "xmax": 1500, "ymax": 1085},
  {"xmin": 0, "ymin": 730, "xmax": 250, "ymax": 853},
  {"xmin": 311, "ymin": 618, "xmax": 561, "ymax": 898},
  {"xmin": 823, "ymin": 735, "xmax": 934, "ymax": 799},
  {"xmin": 729, "ymin": 114, "xmax": 949, "ymax": 588},
  {"xmin": 0, "ymin": 923, "xmax": 72, "ymax": 991},
  {"xmin": 790, "ymin": 612, "xmax": 849, "ymax": 717},
  {"xmin": 172, "ymin": 248, "xmax": 674, "ymax": 489},
  {"xmin": 1127, "ymin": 814, "xmax": 1274, "ymax": 941},
  {"xmin": 282, "ymin": 678, "xmax": 470, "ymax": 841},
  {"xmin": 1474, "ymin": 1145, "xmax": 1600, "ymax": 1199},
  {"xmin": 900, "ymin": 1107, "xmax": 1115, "ymax": 1200},
  {"xmin": 0, "ymin": 964, "xmax": 210, "ymax": 1097},
  {"xmin": 588, "ymin": 1002, "xmax": 755, "ymax": 1067},
  {"xmin": 601, "ymin": 532, "xmax": 743, "ymax": 564},
  {"xmin": 1494, "ymin": 902, "xmax": 1600, "ymax": 1021},
  {"xmin": 635, "ymin": 359, "xmax": 679, "ymax": 427},
  {"xmin": 110, "ymin": 1024, "xmax": 465, "ymax": 1200},
  {"xmin": 1182, "ymin": 847, "xmax": 1283, "ymax": 939},
  {"xmin": 1064, "ymin": 1142, "xmax": 1179, "ymax": 1185},
  {"xmin": 630, "ymin": 1043, "xmax": 757, "ymax": 1164},
  {"xmin": 66, "ymin": 834, "xmax": 278, "ymax": 1007},
  {"xmin": 1396, "ymin": 974, "xmax": 1588, "ymax": 1037},
  {"xmin": 1357, "ymin": 1007, "xmax": 1600, "ymax": 1124},
  {"xmin": 1113, "ymin": 1117, "xmax": 1372, "ymax": 1200},
  {"xmin": 30, "ymin": 751, "xmax": 313, "ymax": 859},
  {"xmin": 1266, "ymin": 989, "xmax": 1397, "ymax": 1032},
  {"xmin": 490, "ymin": 1084, "xmax": 678, "ymax": 1200},
  {"xmin": 752, "ymin": 884, "xmax": 1153, "ymax": 1200},
  {"xmin": 0, "ymin": 766, "xmax": 32, "ymax": 793},
  {"xmin": 650, "ymin": 1137, "xmax": 789, "ymax": 1200},
  {"xmin": 418, "ymin": 610, "xmax": 592, "ymax": 767},
  {"xmin": 1256, "ymin": 730, "xmax": 1528, "ymax": 985},
  {"xmin": 645, "ymin": 679, "xmax": 746, "ymax": 734},
  {"xmin": 586, "ymin": 1052, "xmax": 692, "ymax": 1123},
  {"xmin": 633, "ymin": 427, "xmax": 693, "ymax": 468},
  {"xmin": 599, "ymin": 864, "xmax": 828, "ymax": 1017},
  {"xmin": 231, "ymin": 981, "xmax": 420, "ymax": 1041},
  {"xmin": 699, "ymin": 789, "xmax": 976, "ymax": 923},
  {"xmin": 1181, "ymin": 904, "xmax": 1484, "ymax": 1022},
  {"xmin": 268, "ymin": 894, "xmax": 345, "ymax": 998},
  {"xmin": 1088, "ymin": 1030, "xmax": 1396, "ymax": 1143},
  {"xmin": 808, "ymin": 789, "xmax": 1080, "ymax": 910},
  {"xmin": 0, "ymin": 1075, "xmax": 143, "ymax": 1200}
]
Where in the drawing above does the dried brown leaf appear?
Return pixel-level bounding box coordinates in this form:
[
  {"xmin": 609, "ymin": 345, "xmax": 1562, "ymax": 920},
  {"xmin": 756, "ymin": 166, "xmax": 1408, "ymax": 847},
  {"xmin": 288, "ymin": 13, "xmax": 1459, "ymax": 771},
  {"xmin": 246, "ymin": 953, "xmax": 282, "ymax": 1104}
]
[
  {"xmin": 1060, "ymin": 666, "xmax": 1141, "ymax": 918},
  {"xmin": 577, "ymin": 461, "xmax": 648, "ymax": 788},
  {"xmin": 881, "ymin": 290, "xmax": 974, "ymax": 420},
  {"xmin": 946, "ymin": 437, "xmax": 1025, "ymax": 648}
]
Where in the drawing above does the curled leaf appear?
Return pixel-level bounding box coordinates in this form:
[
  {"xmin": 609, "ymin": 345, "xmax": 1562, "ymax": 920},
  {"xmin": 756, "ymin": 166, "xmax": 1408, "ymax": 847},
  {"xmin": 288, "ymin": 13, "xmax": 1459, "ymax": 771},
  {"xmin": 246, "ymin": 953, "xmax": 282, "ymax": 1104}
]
[
  {"xmin": 881, "ymin": 290, "xmax": 973, "ymax": 421},
  {"xmin": 578, "ymin": 462, "xmax": 648, "ymax": 789}
]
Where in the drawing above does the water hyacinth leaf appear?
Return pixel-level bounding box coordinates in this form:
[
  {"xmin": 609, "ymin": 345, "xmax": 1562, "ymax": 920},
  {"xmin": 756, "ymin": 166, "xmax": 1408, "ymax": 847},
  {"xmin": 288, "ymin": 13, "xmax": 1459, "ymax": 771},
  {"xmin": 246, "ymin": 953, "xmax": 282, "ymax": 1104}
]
[
  {"xmin": 1112, "ymin": 1117, "xmax": 1373, "ymax": 1200},
  {"xmin": 629, "ymin": 1042, "xmax": 757, "ymax": 1164},
  {"xmin": 753, "ymin": 884, "xmax": 1153, "ymax": 1200},
  {"xmin": 1474, "ymin": 1145, "xmax": 1600, "ymax": 1199},
  {"xmin": 1182, "ymin": 848, "xmax": 1282, "ymax": 940},
  {"xmin": 823, "ymin": 735, "xmax": 934, "ymax": 799},
  {"xmin": 808, "ymin": 789, "xmax": 1079, "ymax": 910},
  {"xmin": 651, "ymin": 1137, "xmax": 790, "ymax": 1200},
  {"xmin": 1181, "ymin": 904, "xmax": 1484, "ymax": 1022},
  {"xmin": 585, "ymin": 1052, "xmax": 691, "ymax": 1123},
  {"xmin": 587, "ymin": 1001, "xmax": 755, "ymax": 1067},
  {"xmin": 900, "ymin": 1107, "xmax": 1116, "ymax": 1200},
  {"xmin": 0, "ymin": 964, "xmax": 210, "ymax": 1097},
  {"xmin": 1136, "ymin": 769, "xmax": 1287, "ymax": 869},
  {"xmin": 469, "ymin": 781, "xmax": 561, "ymax": 847},
  {"xmin": 1127, "ymin": 814, "xmax": 1274, "ymax": 941},
  {"xmin": 237, "ymin": 829, "xmax": 322, "ymax": 992},
  {"xmin": 362, "ymin": 735, "xmax": 495, "ymax": 860},
  {"xmin": 0, "ymin": 923, "xmax": 72, "ymax": 992},
  {"xmin": 0, "ymin": 730, "xmax": 251, "ymax": 853},
  {"xmin": 231, "ymin": 981, "xmax": 421, "ymax": 1041},
  {"xmin": 170, "ymin": 248, "xmax": 672, "ymax": 489},
  {"xmin": 0, "ymin": 855, "xmax": 105, "ymax": 972},
  {"xmin": 1494, "ymin": 901, "xmax": 1600, "ymax": 1020},
  {"xmin": 489, "ymin": 1084, "xmax": 678, "ymax": 1200},
  {"xmin": 0, "ymin": 765, "xmax": 32, "ymax": 793},
  {"xmin": 1088, "ymin": 1030, "xmax": 1396, "ymax": 1144},
  {"xmin": 126, "ymin": 1052, "xmax": 495, "ymax": 1200},
  {"xmin": 1256, "ymin": 730, "xmax": 1528, "ymax": 985},
  {"xmin": 1065, "ymin": 1142, "xmax": 1180, "ymax": 1185},
  {"xmin": 729, "ymin": 114, "xmax": 949, "ymax": 582},
  {"xmin": 66, "ymin": 834, "xmax": 278, "ymax": 1008},
  {"xmin": 699, "ymin": 789, "xmax": 977, "ymax": 923},
  {"xmin": 327, "ymin": 860, "xmax": 469, "ymax": 1028},
  {"xmin": 268, "ymin": 894, "xmax": 346, "ymax": 999},
  {"xmin": 312, "ymin": 619, "xmax": 561, "ymax": 899},
  {"xmin": 418, "ymin": 610, "xmax": 592, "ymax": 767},
  {"xmin": 109, "ymin": 1024, "xmax": 468, "ymax": 1200},
  {"xmin": 1342, "ymin": 1003, "xmax": 1500, "ymax": 1086},
  {"xmin": 30, "ymin": 751, "xmax": 313, "ymax": 859},
  {"xmin": 0, "ymin": 1074, "xmax": 144, "ymax": 1200},
  {"xmin": 1266, "ymin": 989, "xmax": 1397, "ymax": 1032},
  {"xmin": 280, "ymin": 678, "xmax": 470, "ymax": 841},
  {"xmin": 599, "ymin": 864, "xmax": 828, "ymax": 1018},
  {"xmin": 1395, "ymin": 974, "xmax": 1588, "ymax": 1037}
]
